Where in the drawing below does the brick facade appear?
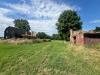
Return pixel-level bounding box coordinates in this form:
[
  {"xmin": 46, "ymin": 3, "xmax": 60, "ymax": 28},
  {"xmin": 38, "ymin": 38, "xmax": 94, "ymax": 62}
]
[{"xmin": 70, "ymin": 30, "xmax": 100, "ymax": 45}]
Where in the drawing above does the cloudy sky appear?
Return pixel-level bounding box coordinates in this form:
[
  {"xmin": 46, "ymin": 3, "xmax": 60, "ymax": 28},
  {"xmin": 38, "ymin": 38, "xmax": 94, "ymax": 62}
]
[{"xmin": 0, "ymin": 0, "xmax": 100, "ymax": 37}]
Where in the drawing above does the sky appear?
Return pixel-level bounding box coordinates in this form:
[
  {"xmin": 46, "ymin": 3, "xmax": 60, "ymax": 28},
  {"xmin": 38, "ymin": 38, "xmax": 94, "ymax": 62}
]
[{"xmin": 0, "ymin": 0, "xmax": 100, "ymax": 37}]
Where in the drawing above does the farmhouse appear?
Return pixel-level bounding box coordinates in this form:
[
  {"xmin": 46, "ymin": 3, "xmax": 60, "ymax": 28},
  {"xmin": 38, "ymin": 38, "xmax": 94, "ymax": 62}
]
[{"xmin": 70, "ymin": 29, "xmax": 100, "ymax": 45}]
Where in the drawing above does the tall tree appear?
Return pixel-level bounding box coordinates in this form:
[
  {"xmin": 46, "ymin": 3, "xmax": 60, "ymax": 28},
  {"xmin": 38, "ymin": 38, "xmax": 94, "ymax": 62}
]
[
  {"xmin": 56, "ymin": 10, "xmax": 82, "ymax": 40},
  {"xmin": 14, "ymin": 19, "xmax": 30, "ymax": 32}
]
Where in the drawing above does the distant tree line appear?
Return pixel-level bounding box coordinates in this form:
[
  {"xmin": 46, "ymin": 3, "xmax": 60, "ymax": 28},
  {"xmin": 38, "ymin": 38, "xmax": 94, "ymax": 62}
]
[
  {"xmin": 36, "ymin": 32, "xmax": 61, "ymax": 40},
  {"xmin": 51, "ymin": 34, "xmax": 61, "ymax": 40},
  {"xmin": 36, "ymin": 32, "xmax": 51, "ymax": 39}
]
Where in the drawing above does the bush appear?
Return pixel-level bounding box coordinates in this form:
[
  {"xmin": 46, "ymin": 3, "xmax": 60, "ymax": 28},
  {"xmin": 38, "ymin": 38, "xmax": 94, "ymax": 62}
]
[
  {"xmin": 43, "ymin": 39, "xmax": 51, "ymax": 42},
  {"xmin": 36, "ymin": 32, "xmax": 51, "ymax": 39}
]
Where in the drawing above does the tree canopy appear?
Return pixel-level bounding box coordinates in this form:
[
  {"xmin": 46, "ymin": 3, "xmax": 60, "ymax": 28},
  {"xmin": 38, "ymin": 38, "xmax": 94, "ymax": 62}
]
[
  {"xmin": 51, "ymin": 34, "xmax": 60, "ymax": 40},
  {"xmin": 14, "ymin": 19, "xmax": 30, "ymax": 32},
  {"xmin": 56, "ymin": 10, "xmax": 82, "ymax": 40},
  {"xmin": 95, "ymin": 27, "xmax": 100, "ymax": 31},
  {"xmin": 36, "ymin": 32, "xmax": 51, "ymax": 39}
]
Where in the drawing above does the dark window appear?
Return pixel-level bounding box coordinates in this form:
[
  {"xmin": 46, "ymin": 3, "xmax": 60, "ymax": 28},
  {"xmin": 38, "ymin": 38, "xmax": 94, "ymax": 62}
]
[
  {"xmin": 73, "ymin": 36, "xmax": 76, "ymax": 44},
  {"xmin": 84, "ymin": 33, "xmax": 100, "ymax": 38}
]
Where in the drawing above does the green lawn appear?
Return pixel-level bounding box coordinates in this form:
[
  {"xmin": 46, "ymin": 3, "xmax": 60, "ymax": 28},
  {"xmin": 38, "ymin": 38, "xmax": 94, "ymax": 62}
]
[{"xmin": 0, "ymin": 41, "xmax": 100, "ymax": 75}]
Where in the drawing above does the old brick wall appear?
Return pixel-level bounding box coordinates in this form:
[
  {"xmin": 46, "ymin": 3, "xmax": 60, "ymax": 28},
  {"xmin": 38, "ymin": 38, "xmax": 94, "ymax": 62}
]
[
  {"xmin": 84, "ymin": 33, "xmax": 100, "ymax": 44},
  {"xmin": 70, "ymin": 30, "xmax": 84, "ymax": 45},
  {"xmin": 84, "ymin": 37, "xmax": 100, "ymax": 44},
  {"xmin": 76, "ymin": 34, "xmax": 84, "ymax": 45}
]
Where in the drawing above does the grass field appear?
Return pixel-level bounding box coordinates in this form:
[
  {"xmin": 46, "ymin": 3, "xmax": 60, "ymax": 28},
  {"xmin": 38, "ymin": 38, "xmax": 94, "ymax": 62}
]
[{"xmin": 0, "ymin": 41, "xmax": 100, "ymax": 75}]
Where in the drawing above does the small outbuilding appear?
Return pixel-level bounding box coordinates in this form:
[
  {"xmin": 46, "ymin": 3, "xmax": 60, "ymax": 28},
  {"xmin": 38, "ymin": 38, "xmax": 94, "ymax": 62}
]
[{"xmin": 70, "ymin": 30, "xmax": 100, "ymax": 45}]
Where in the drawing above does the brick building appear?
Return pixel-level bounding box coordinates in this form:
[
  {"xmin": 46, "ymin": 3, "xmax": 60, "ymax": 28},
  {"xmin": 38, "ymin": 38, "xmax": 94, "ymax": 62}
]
[{"xmin": 70, "ymin": 30, "xmax": 100, "ymax": 45}]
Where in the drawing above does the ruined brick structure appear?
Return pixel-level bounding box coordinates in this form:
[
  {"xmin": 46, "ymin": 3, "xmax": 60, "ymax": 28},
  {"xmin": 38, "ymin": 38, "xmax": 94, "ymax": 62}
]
[{"xmin": 70, "ymin": 30, "xmax": 100, "ymax": 45}]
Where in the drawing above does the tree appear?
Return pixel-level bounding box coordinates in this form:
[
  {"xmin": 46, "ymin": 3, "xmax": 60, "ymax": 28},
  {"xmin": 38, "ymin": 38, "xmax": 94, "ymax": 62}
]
[
  {"xmin": 14, "ymin": 19, "xmax": 30, "ymax": 32},
  {"xmin": 52, "ymin": 34, "xmax": 60, "ymax": 40},
  {"xmin": 56, "ymin": 10, "xmax": 82, "ymax": 40},
  {"xmin": 4, "ymin": 26, "xmax": 25, "ymax": 39},
  {"xmin": 36, "ymin": 32, "xmax": 51, "ymax": 39},
  {"xmin": 95, "ymin": 27, "xmax": 100, "ymax": 31}
]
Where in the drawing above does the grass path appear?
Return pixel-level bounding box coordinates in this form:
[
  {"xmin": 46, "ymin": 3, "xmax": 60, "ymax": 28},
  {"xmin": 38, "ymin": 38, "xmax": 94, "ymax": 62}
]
[{"xmin": 0, "ymin": 41, "xmax": 100, "ymax": 75}]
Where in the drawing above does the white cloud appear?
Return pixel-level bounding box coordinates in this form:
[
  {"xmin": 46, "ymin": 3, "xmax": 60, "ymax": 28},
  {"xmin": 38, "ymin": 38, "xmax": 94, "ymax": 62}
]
[
  {"xmin": 0, "ymin": 7, "xmax": 14, "ymax": 37},
  {"xmin": 89, "ymin": 20, "xmax": 100, "ymax": 24},
  {"xmin": 8, "ymin": 4, "xmax": 31, "ymax": 15},
  {"xmin": 0, "ymin": 7, "xmax": 14, "ymax": 25},
  {"xmin": 0, "ymin": 0, "xmax": 79, "ymax": 37},
  {"xmin": 0, "ymin": 15, "xmax": 14, "ymax": 26},
  {"xmin": 29, "ymin": 19, "xmax": 57, "ymax": 35},
  {"xmin": 0, "ymin": 24, "xmax": 9, "ymax": 37},
  {"xmin": 8, "ymin": 0, "xmax": 76, "ymax": 19},
  {"xmin": 0, "ymin": 8, "xmax": 10, "ymax": 14}
]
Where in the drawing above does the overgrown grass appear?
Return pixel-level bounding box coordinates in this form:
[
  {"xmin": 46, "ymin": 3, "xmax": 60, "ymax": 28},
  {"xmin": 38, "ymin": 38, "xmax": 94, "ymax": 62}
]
[
  {"xmin": 85, "ymin": 43, "xmax": 100, "ymax": 50},
  {"xmin": 0, "ymin": 41, "xmax": 100, "ymax": 75}
]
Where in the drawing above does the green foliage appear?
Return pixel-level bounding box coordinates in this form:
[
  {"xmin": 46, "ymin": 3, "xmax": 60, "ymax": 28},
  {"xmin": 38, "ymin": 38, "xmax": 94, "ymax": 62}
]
[
  {"xmin": 14, "ymin": 19, "xmax": 30, "ymax": 32},
  {"xmin": 56, "ymin": 10, "xmax": 82, "ymax": 40},
  {"xmin": 95, "ymin": 27, "xmax": 100, "ymax": 31},
  {"xmin": 52, "ymin": 34, "xmax": 61, "ymax": 40},
  {"xmin": 36, "ymin": 32, "xmax": 51, "ymax": 39}
]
